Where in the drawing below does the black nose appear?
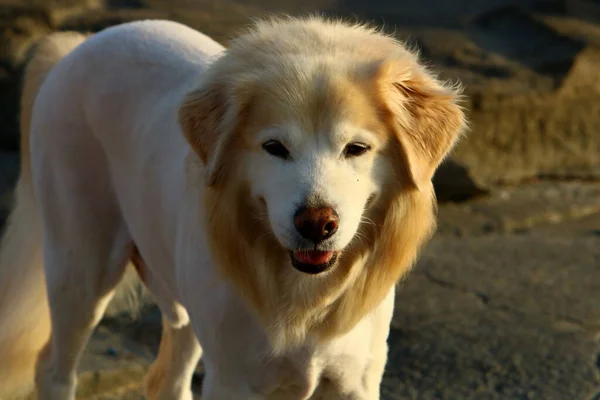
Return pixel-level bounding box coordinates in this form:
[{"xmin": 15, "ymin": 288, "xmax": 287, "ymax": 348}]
[{"xmin": 293, "ymin": 206, "xmax": 339, "ymax": 244}]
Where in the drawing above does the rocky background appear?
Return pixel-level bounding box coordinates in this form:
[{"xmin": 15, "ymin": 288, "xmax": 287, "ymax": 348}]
[{"xmin": 1, "ymin": 0, "xmax": 599, "ymax": 399}]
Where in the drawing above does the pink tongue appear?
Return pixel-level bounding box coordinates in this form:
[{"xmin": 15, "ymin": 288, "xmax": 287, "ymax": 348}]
[{"xmin": 294, "ymin": 250, "xmax": 334, "ymax": 265}]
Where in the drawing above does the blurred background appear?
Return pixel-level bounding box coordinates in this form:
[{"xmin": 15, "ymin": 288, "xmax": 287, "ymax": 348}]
[{"xmin": 1, "ymin": 0, "xmax": 599, "ymax": 398}]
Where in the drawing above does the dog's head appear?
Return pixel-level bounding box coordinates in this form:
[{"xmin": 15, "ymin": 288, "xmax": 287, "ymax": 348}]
[
  {"xmin": 180, "ymin": 19, "xmax": 465, "ymax": 275},
  {"xmin": 179, "ymin": 17, "xmax": 466, "ymax": 347},
  {"xmin": 215, "ymin": 62, "xmax": 397, "ymax": 276}
]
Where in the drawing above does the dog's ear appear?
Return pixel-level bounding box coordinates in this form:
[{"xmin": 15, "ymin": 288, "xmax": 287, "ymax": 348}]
[
  {"xmin": 179, "ymin": 76, "xmax": 253, "ymax": 186},
  {"xmin": 373, "ymin": 60, "xmax": 466, "ymax": 191}
]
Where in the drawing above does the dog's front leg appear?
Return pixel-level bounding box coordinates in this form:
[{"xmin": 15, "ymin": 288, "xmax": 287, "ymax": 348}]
[
  {"xmin": 144, "ymin": 317, "xmax": 202, "ymax": 400},
  {"xmin": 131, "ymin": 253, "xmax": 202, "ymax": 400},
  {"xmin": 361, "ymin": 346, "xmax": 387, "ymax": 400}
]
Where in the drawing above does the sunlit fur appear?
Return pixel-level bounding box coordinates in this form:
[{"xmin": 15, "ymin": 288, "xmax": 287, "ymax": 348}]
[
  {"xmin": 0, "ymin": 15, "xmax": 465, "ymax": 399},
  {"xmin": 180, "ymin": 16, "xmax": 466, "ymax": 352}
]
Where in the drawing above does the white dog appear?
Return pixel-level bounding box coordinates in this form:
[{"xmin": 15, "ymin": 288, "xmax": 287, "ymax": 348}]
[{"xmin": 0, "ymin": 16, "xmax": 465, "ymax": 400}]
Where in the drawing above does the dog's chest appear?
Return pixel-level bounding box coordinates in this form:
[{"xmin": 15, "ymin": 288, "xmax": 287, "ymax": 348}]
[{"xmin": 247, "ymin": 347, "xmax": 370, "ymax": 399}]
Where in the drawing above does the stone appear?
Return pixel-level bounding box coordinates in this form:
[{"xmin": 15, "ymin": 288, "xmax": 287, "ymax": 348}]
[
  {"xmin": 402, "ymin": 6, "xmax": 600, "ymax": 189},
  {"xmin": 567, "ymin": 0, "xmax": 600, "ymax": 24},
  {"xmin": 436, "ymin": 180, "xmax": 600, "ymax": 235},
  {"xmin": 432, "ymin": 160, "xmax": 488, "ymax": 203}
]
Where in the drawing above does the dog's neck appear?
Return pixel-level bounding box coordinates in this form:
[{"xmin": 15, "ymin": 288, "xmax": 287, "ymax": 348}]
[{"xmin": 204, "ymin": 184, "xmax": 435, "ymax": 354}]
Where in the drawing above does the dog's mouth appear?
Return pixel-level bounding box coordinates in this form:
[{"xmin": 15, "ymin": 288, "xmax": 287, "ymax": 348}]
[{"xmin": 290, "ymin": 250, "xmax": 338, "ymax": 275}]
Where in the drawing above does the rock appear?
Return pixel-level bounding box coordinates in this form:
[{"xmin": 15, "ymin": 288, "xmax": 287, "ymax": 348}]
[
  {"xmin": 404, "ymin": 6, "xmax": 600, "ymax": 190},
  {"xmin": 454, "ymin": 47, "xmax": 600, "ymax": 185},
  {"xmin": 433, "ymin": 160, "xmax": 488, "ymax": 202},
  {"xmin": 567, "ymin": 0, "xmax": 600, "ymax": 24},
  {"xmin": 452, "ymin": 85, "xmax": 600, "ymax": 184},
  {"xmin": 436, "ymin": 180, "xmax": 600, "ymax": 236}
]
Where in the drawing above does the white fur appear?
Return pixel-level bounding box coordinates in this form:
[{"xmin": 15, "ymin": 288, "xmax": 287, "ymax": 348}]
[
  {"xmin": 250, "ymin": 122, "xmax": 385, "ymax": 252},
  {"xmin": 12, "ymin": 20, "xmax": 396, "ymax": 399}
]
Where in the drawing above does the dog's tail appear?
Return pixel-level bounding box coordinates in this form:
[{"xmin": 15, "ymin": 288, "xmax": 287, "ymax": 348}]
[{"xmin": 0, "ymin": 31, "xmax": 88, "ymax": 399}]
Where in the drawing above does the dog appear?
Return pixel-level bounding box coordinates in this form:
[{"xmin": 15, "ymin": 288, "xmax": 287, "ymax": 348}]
[{"xmin": 0, "ymin": 16, "xmax": 465, "ymax": 399}]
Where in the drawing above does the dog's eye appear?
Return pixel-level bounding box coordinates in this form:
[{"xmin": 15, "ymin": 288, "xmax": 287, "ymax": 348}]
[
  {"xmin": 343, "ymin": 142, "xmax": 371, "ymax": 158},
  {"xmin": 262, "ymin": 140, "xmax": 290, "ymax": 160}
]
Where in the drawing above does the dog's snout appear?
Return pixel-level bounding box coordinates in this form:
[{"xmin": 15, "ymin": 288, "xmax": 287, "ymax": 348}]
[{"xmin": 293, "ymin": 206, "xmax": 339, "ymax": 243}]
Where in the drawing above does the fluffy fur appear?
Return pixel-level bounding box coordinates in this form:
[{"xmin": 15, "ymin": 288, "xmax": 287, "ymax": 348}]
[{"xmin": 0, "ymin": 16, "xmax": 465, "ymax": 399}]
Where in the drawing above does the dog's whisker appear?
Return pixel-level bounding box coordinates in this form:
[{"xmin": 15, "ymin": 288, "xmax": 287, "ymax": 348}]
[
  {"xmin": 256, "ymin": 230, "xmax": 276, "ymax": 242},
  {"xmin": 360, "ymin": 217, "xmax": 377, "ymax": 229}
]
